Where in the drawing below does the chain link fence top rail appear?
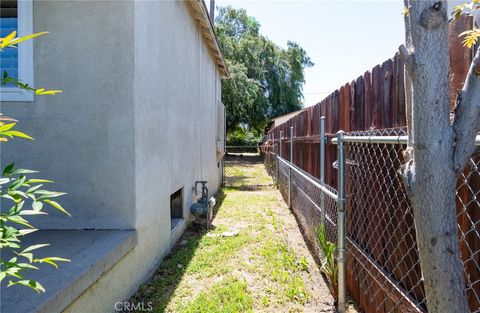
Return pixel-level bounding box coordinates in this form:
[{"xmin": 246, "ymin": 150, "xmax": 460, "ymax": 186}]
[{"xmin": 262, "ymin": 127, "xmax": 480, "ymax": 313}]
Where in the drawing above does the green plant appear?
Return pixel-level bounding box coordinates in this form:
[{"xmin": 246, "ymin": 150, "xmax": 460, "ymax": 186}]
[
  {"xmin": 315, "ymin": 223, "xmax": 338, "ymax": 300},
  {"xmin": 0, "ymin": 31, "xmax": 69, "ymax": 293},
  {"xmin": 452, "ymin": 0, "xmax": 480, "ymax": 48},
  {"xmin": 226, "ymin": 126, "xmax": 261, "ymax": 147},
  {"xmin": 216, "ymin": 6, "xmax": 313, "ymax": 133}
]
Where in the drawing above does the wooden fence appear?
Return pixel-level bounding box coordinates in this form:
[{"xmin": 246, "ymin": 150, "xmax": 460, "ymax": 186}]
[{"xmin": 262, "ymin": 16, "xmax": 479, "ymax": 312}]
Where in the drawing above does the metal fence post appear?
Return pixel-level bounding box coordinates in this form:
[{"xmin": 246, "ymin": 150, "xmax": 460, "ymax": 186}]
[
  {"xmin": 223, "ymin": 105, "xmax": 226, "ymax": 188},
  {"xmin": 336, "ymin": 130, "xmax": 346, "ymax": 313},
  {"xmin": 320, "ymin": 116, "xmax": 326, "ymax": 225},
  {"xmin": 279, "ymin": 131, "xmax": 283, "ymax": 159},
  {"xmin": 222, "ymin": 155, "xmax": 225, "ymax": 188},
  {"xmin": 289, "ymin": 126, "xmax": 294, "ymax": 209},
  {"xmin": 275, "ymin": 143, "xmax": 279, "ymax": 185}
]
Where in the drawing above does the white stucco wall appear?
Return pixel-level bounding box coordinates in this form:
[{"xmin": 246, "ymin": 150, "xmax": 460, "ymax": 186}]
[
  {"xmin": 1, "ymin": 0, "xmax": 136, "ymax": 230},
  {"xmin": 1, "ymin": 1, "xmax": 223, "ymax": 312},
  {"xmin": 133, "ymin": 1, "xmax": 222, "ymax": 247}
]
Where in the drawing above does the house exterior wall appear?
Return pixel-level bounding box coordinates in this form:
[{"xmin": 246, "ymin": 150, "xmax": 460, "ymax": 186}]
[
  {"xmin": 1, "ymin": 1, "xmax": 223, "ymax": 312},
  {"xmin": 133, "ymin": 2, "xmax": 222, "ymax": 247},
  {"xmin": 1, "ymin": 0, "xmax": 137, "ymax": 230}
]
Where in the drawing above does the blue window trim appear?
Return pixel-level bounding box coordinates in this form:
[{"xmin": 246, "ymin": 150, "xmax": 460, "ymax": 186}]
[{"xmin": 1, "ymin": 0, "xmax": 34, "ymax": 102}]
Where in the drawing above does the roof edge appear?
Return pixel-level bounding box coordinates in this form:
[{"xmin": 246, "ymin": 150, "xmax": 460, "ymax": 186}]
[{"xmin": 186, "ymin": 0, "xmax": 229, "ymax": 78}]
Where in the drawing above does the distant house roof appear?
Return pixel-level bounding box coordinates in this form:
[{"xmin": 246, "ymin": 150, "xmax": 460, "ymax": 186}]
[
  {"xmin": 186, "ymin": 0, "xmax": 229, "ymax": 78},
  {"xmin": 270, "ymin": 109, "xmax": 307, "ymax": 128}
]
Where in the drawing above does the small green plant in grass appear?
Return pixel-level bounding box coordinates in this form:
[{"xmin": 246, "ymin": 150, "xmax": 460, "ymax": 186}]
[
  {"xmin": 297, "ymin": 256, "xmax": 309, "ymax": 272},
  {"xmin": 180, "ymin": 275, "xmax": 253, "ymax": 313},
  {"xmin": 315, "ymin": 223, "xmax": 338, "ymax": 300}
]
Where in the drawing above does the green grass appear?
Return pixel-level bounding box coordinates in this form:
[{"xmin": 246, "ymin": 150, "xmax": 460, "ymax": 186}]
[
  {"xmin": 178, "ymin": 276, "xmax": 253, "ymax": 313},
  {"xmin": 128, "ymin": 163, "xmax": 316, "ymax": 313},
  {"xmin": 224, "ymin": 162, "xmax": 274, "ymax": 188}
]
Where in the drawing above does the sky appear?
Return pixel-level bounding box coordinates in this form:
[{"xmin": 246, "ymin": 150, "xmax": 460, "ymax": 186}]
[{"xmin": 212, "ymin": 0, "xmax": 406, "ymax": 107}]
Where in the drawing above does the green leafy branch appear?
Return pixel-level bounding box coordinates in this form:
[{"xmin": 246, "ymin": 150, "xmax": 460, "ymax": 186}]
[
  {"xmin": 452, "ymin": 0, "xmax": 480, "ymax": 20},
  {"xmin": 1, "ymin": 31, "xmax": 62, "ymax": 96},
  {"xmin": 0, "ymin": 163, "xmax": 70, "ymax": 292},
  {"xmin": 2, "ymin": 71, "xmax": 62, "ymax": 95},
  {"xmin": 460, "ymin": 28, "xmax": 480, "ymax": 49},
  {"xmin": 0, "ymin": 31, "xmax": 49, "ymax": 50},
  {"xmin": 1, "ymin": 31, "xmax": 69, "ymax": 293},
  {"xmin": 0, "ymin": 115, "xmax": 33, "ymax": 142},
  {"xmin": 452, "ymin": 0, "xmax": 480, "ymax": 48}
]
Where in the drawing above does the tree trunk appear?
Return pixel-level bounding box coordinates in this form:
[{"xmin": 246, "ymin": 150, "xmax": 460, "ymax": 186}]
[{"xmin": 400, "ymin": 1, "xmax": 469, "ymax": 312}]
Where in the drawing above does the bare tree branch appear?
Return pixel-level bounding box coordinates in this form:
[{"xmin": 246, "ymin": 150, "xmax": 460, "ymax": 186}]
[
  {"xmin": 398, "ymin": 44, "xmax": 415, "ymax": 147},
  {"xmin": 399, "ymin": 44, "xmax": 415, "ymax": 196},
  {"xmin": 402, "ymin": 0, "xmax": 415, "ymax": 152},
  {"xmin": 452, "ymin": 46, "xmax": 480, "ymax": 172}
]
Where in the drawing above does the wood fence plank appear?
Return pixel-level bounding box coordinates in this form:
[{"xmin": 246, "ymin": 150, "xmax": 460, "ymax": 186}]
[
  {"xmin": 364, "ymin": 71, "xmax": 374, "ymax": 130},
  {"xmin": 380, "ymin": 59, "xmax": 393, "ymax": 129}
]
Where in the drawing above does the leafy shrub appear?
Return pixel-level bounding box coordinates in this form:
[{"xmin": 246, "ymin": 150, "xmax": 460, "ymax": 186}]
[{"xmin": 226, "ymin": 127, "xmax": 262, "ymax": 146}]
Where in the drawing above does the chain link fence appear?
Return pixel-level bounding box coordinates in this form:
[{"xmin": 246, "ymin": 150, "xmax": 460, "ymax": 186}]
[
  {"xmin": 262, "ymin": 125, "xmax": 480, "ymax": 313},
  {"xmin": 263, "ymin": 141, "xmax": 339, "ymax": 247},
  {"xmin": 263, "ymin": 139, "xmax": 343, "ymax": 305},
  {"xmin": 223, "ymin": 146, "xmax": 274, "ymax": 190},
  {"xmin": 342, "ymin": 128, "xmax": 426, "ymax": 312},
  {"xmin": 457, "ymin": 149, "xmax": 480, "ymax": 312}
]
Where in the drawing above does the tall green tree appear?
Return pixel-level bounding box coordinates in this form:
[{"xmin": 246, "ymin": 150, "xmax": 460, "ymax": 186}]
[{"xmin": 215, "ymin": 6, "xmax": 313, "ymax": 134}]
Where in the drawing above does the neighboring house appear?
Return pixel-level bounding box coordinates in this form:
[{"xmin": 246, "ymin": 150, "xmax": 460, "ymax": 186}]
[
  {"xmin": 270, "ymin": 109, "xmax": 307, "ymax": 129},
  {"xmin": 263, "ymin": 109, "xmax": 307, "ymax": 136},
  {"xmin": 0, "ymin": 1, "xmax": 227, "ymax": 312}
]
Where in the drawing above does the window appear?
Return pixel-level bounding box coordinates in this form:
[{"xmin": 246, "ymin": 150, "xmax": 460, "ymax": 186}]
[
  {"xmin": 170, "ymin": 188, "xmax": 184, "ymax": 230},
  {"xmin": 0, "ymin": 0, "xmax": 34, "ymax": 101}
]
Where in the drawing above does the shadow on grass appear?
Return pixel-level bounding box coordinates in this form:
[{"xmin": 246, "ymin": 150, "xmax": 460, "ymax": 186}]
[
  {"xmin": 224, "ymin": 185, "xmax": 274, "ymax": 191},
  {"xmin": 211, "ymin": 189, "xmax": 226, "ymax": 220},
  {"xmin": 223, "ymin": 161, "xmax": 275, "ymax": 190},
  {"xmin": 126, "ymin": 190, "xmax": 228, "ymax": 313},
  {"xmin": 225, "ymin": 153, "xmax": 263, "ymax": 164}
]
